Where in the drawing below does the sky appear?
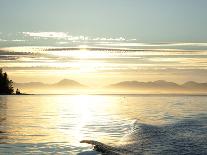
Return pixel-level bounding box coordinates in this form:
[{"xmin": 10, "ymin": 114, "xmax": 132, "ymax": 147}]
[
  {"xmin": 0, "ymin": 0, "xmax": 207, "ymax": 87},
  {"xmin": 1, "ymin": 0, "xmax": 207, "ymax": 42}
]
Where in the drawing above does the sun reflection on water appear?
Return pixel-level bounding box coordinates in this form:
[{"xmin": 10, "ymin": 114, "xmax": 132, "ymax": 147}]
[
  {"xmin": 54, "ymin": 95, "xmax": 110, "ymax": 146},
  {"xmin": 71, "ymin": 95, "xmax": 94, "ymax": 145}
]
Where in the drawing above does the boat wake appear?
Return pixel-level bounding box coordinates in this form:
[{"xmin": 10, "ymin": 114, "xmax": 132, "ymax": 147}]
[{"xmin": 80, "ymin": 115, "xmax": 207, "ymax": 155}]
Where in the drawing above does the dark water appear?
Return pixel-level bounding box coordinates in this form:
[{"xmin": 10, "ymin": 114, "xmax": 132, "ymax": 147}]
[{"xmin": 0, "ymin": 95, "xmax": 207, "ymax": 154}]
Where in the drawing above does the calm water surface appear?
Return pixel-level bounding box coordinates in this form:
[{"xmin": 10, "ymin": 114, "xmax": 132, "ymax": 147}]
[{"xmin": 0, "ymin": 95, "xmax": 206, "ymax": 154}]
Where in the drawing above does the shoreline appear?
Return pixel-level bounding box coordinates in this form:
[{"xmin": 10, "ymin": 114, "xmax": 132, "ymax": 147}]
[{"xmin": 1, "ymin": 93, "xmax": 207, "ymax": 96}]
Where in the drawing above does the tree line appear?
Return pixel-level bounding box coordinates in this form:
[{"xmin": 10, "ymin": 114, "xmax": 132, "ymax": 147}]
[{"xmin": 0, "ymin": 68, "xmax": 21, "ymax": 95}]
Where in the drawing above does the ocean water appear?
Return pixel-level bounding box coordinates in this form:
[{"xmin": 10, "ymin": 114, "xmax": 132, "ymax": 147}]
[{"xmin": 0, "ymin": 95, "xmax": 206, "ymax": 154}]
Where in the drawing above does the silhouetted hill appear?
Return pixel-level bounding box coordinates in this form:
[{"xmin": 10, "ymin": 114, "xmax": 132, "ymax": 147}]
[
  {"xmin": 14, "ymin": 79, "xmax": 86, "ymax": 89},
  {"xmin": 109, "ymin": 80, "xmax": 207, "ymax": 93},
  {"xmin": 13, "ymin": 82, "xmax": 47, "ymax": 88},
  {"xmin": 182, "ymin": 81, "xmax": 207, "ymax": 90},
  {"xmin": 109, "ymin": 80, "xmax": 179, "ymax": 89},
  {"xmin": 52, "ymin": 79, "xmax": 86, "ymax": 88}
]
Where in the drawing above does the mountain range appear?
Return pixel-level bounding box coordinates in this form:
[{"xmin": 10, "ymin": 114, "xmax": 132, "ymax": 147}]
[
  {"xmin": 14, "ymin": 79, "xmax": 86, "ymax": 89},
  {"xmin": 13, "ymin": 79, "xmax": 207, "ymax": 94},
  {"xmin": 109, "ymin": 80, "xmax": 207, "ymax": 93}
]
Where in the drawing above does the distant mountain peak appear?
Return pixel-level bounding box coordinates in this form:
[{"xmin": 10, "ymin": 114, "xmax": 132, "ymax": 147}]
[
  {"xmin": 14, "ymin": 78, "xmax": 86, "ymax": 89},
  {"xmin": 109, "ymin": 80, "xmax": 207, "ymax": 93},
  {"xmin": 55, "ymin": 79, "xmax": 84, "ymax": 87},
  {"xmin": 153, "ymin": 80, "xmax": 168, "ymax": 83},
  {"xmin": 57, "ymin": 79, "xmax": 78, "ymax": 84},
  {"xmin": 183, "ymin": 81, "xmax": 199, "ymax": 85}
]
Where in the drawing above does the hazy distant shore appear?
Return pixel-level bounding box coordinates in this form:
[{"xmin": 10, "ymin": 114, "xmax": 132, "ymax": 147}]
[
  {"xmin": 2, "ymin": 93, "xmax": 206, "ymax": 96},
  {"xmin": 13, "ymin": 79, "xmax": 207, "ymax": 95}
]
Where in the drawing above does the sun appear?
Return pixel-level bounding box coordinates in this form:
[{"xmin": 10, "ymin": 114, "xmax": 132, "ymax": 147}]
[{"xmin": 78, "ymin": 45, "xmax": 89, "ymax": 50}]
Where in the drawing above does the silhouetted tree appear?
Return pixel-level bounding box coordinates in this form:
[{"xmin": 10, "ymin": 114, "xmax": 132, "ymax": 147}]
[
  {"xmin": 16, "ymin": 88, "xmax": 21, "ymax": 95},
  {"xmin": 0, "ymin": 68, "xmax": 14, "ymax": 95}
]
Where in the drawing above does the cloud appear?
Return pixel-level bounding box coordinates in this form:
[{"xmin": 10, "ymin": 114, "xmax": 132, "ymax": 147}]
[
  {"xmin": 23, "ymin": 32, "xmax": 69, "ymax": 39},
  {"xmin": 11, "ymin": 39, "xmax": 26, "ymax": 42},
  {"xmin": 2, "ymin": 32, "xmax": 207, "ymax": 51},
  {"xmin": 22, "ymin": 32, "xmax": 126, "ymax": 42},
  {"xmin": 0, "ymin": 38, "xmax": 7, "ymax": 41},
  {"xmin": 96, "ymin": 42, "xmax": 207, "ymax": 47},
  {"xmin": 1, "ymin": 44, "xmax": 207, "ymax": 85}
]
